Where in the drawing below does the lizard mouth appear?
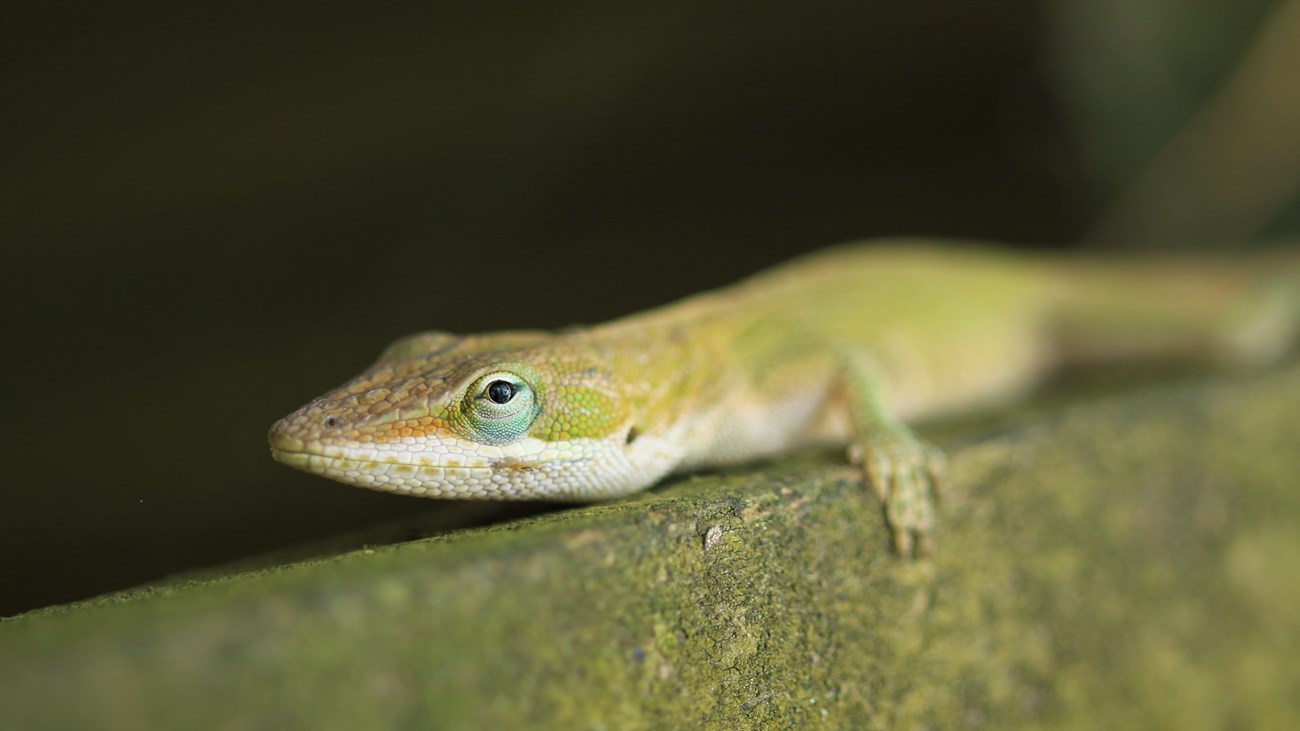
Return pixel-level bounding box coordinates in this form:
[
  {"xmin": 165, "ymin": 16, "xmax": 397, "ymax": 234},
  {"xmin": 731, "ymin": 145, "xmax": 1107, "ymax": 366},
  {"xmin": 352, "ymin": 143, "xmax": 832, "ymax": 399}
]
[
  {"xmin": 269, "ymin": 442, "xmax": 494, "ymax": 472},
  {"xmin": 267, "ymin": 445, "xmax": 311, "ymax": 468},
  {"xmin": 268, "ymin": 420, "xmax": 593, "ymax": 499},
  {"xmin": 267, "ymin": 424, "xmax": 465, "ymax": 466},
  {"xmin": 269, "ymin": 444, "xmax": 503, "ymax": 497},
  {"xmin": 269, "ymin": 434, "xmax": 553, "ymax": 487}
]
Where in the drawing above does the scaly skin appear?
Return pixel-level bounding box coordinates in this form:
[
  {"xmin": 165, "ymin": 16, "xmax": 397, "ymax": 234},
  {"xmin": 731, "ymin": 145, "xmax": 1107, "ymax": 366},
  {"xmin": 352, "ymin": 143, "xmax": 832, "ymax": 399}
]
[{"xmin": 269, "ymin": 240, "xmax": 1300, "ymax": 556}]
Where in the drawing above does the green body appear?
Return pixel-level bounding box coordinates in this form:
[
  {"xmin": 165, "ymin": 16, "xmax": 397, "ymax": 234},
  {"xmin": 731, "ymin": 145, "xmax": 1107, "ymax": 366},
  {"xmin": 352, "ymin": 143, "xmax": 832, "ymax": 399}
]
[{"xmin": 270, "ymin": 240, "xmax": 1300, "ymax": 555}]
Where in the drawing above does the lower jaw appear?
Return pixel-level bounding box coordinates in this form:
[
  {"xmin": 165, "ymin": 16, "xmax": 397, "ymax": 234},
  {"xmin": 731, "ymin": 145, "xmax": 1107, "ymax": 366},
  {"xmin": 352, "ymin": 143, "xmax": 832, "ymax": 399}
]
[
  {"xmin": 269, "ymin": 448, "xmax": 310, "ymax": 468},
  {"xmin": 269, "ymin": 448, "xmax": 508, "ymax": 497}
]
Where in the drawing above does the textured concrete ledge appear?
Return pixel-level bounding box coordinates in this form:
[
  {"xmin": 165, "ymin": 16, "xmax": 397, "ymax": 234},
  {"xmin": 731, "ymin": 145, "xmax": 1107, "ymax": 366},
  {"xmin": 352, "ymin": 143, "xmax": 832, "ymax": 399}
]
[{"xmin": 3, "ymin": 365, "xmax": 1299, "ymax": 730}]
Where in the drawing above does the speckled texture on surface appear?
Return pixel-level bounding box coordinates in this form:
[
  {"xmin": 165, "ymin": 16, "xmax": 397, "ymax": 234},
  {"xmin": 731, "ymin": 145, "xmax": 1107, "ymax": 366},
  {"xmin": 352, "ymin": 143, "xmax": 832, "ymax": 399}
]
[{"xmin": 3, "ymin": 365, "xmax": 1299, "ymax": 730}]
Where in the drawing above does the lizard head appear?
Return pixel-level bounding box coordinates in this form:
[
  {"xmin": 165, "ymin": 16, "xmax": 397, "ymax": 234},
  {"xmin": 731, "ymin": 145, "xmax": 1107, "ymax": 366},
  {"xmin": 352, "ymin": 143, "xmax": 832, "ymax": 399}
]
[{"xmin": 268, "ymin": 330, "xmax": 679, "ymax": 500}]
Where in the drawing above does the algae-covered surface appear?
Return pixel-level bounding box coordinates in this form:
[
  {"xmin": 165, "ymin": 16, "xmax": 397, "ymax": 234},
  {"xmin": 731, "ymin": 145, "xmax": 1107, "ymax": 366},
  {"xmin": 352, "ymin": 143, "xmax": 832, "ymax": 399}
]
[{"xmin": 3, "ymin": 365, "xmax": 1299, "ymax": 730}]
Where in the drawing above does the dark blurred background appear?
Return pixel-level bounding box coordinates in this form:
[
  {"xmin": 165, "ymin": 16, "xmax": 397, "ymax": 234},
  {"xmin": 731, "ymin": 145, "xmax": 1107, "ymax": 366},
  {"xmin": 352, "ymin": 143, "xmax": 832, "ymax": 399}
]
[{"xmin": 3, "ymin": 0, "xmax": 1297, "ymax": 616}]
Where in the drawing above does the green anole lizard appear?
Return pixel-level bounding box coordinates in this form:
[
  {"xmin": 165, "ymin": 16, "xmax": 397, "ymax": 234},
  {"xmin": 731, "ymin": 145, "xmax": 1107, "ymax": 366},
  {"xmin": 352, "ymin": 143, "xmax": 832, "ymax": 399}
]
[{"xmin": 269, "ymin": 241, "xmax": 1300, "ymax": 556}]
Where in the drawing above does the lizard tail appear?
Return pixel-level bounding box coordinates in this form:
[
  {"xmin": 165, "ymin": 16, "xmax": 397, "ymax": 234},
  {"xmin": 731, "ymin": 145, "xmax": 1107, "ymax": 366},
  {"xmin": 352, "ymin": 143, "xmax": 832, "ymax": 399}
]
[
  {"xmin": 1050, "ymin": 247, "xmax": 1300, "ymax": 370},
  {"xmin": 1232, "ymin": 247, "xmax": 1300, "ymax": 365}
]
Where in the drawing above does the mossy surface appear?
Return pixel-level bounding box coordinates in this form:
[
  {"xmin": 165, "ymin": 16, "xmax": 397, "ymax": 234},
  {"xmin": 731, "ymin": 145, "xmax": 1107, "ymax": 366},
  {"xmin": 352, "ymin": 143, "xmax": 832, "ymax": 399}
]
[{"xmin": 3, "ymin": 366, "xmax": 1299, "ymax": 730}]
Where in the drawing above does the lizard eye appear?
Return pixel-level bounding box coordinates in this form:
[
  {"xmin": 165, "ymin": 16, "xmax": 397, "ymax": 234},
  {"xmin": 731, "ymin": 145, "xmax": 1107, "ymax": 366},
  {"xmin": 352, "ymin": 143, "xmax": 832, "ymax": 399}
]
[
  {"xmin": 485, "ymin": 380, "xmax": 516, "ymax": 404},
  {"xmin": 461, "ymin": 370, "xmax": 539, "ymax": 445}
]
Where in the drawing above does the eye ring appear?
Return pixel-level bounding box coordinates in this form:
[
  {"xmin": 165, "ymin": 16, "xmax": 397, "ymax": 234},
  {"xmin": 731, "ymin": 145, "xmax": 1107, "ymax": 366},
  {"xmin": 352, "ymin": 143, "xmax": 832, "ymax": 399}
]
[
  {"xmin": 485, "ymin": 380, "xmax": 516, "ymax": 404},
  {"xmin": 462, "ymin": 370, "xmax": 537, "ymax": 445}
]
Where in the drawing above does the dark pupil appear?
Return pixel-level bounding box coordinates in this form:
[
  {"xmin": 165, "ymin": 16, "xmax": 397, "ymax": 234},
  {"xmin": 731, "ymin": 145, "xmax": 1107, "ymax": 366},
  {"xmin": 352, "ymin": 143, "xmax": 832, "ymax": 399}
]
[{"xmin": 486, "ymin": 380, "xmax": 516, "ymax": 404}]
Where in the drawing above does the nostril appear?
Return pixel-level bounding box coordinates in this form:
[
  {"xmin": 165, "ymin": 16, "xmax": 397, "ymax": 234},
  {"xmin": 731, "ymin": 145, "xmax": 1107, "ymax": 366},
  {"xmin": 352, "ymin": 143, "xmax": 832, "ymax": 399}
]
[{"xmin": 323, "ymin": 415, "xmax": 345, "ymax": 429}]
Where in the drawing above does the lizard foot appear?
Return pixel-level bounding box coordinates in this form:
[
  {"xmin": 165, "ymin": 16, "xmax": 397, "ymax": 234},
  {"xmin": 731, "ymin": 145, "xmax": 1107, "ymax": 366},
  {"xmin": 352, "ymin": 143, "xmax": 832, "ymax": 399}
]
[{"xmin": 849, "ymin": 433, "xmax": 945, "ymax": 558}]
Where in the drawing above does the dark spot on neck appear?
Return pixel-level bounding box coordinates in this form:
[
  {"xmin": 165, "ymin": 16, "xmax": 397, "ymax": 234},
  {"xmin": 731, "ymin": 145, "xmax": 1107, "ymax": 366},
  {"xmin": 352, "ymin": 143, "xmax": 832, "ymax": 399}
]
[{"xmin": 625, "ymin": 426, "xmax": 640, "ymax": 446}]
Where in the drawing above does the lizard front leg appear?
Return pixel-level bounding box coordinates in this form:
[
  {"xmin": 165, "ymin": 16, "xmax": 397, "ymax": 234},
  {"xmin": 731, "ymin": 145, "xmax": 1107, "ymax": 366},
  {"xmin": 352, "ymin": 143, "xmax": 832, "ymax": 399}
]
[{"xmin": 840, "ymin": 350, "xmax": 946, "ymax": 558}]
